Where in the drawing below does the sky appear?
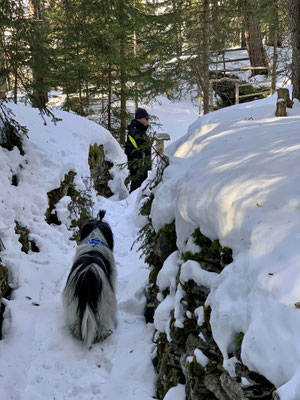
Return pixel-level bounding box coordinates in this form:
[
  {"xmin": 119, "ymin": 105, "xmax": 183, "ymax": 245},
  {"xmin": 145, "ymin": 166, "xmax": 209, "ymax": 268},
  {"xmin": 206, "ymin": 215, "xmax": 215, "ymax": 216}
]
[{"xmin": 0, "ymin": 84, "xmax": 300, "ymax": 400}]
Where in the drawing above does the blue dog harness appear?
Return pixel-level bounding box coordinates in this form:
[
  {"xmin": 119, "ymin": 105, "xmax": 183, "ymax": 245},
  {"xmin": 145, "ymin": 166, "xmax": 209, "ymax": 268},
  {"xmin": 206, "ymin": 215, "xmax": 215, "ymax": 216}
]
[{"xmin": 85, "ymin": 238, "xmax": 108, "ymax": 247}]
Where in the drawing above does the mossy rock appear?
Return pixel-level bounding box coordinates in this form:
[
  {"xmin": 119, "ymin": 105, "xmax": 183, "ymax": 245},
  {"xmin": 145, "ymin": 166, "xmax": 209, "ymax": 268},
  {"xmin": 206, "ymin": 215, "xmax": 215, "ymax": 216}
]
[
  {"xmin": 156, "ymin": 332, "xmax": 186, "ymax": 399},
  {"xmin": 138, "ymin": 220, "xmax": 177, "ymax": 286},
  {"xmin": 186, "ymin": 355, "xmax": 205, "ymax": 376},
  {"xmin": 182, "ymin": 229, "xmax": 233, "ymax": 273},
  {"xmin": 170, "ymin": 314, "xmax": 187, "ymax": 345},
  {"xmin": 0, "ymin": 263, "xmax": 9, "ymax": 299},
  {"xmin": 45, "ymin": 170, "xmax": 93, "ymax": 238},
  {"xmin": 203, "ymin": 305, "xmax": 212, "ymax": 332},
  {"xmin": 88, "ymin": 144, "xmax": 113, "ymax": 197},
  {"xmin": 15, "ymin": 221, "xmax": 39, "ymax": 254},
  {"xmin": 182, "ymin": 279, "xmax": 210, "ymax": 312},
  {"xmin": 235, "ymin": 332, "xmax": 244, "ymax": 348},
  {"xmin": 148, "ymin": 259, "xmax": 163, "ymax": 284},
  {"xmin": 45, "ymin": 171, "xmax": 77, "ymax": 225},
  {"xmin": 152, "ymin": 221, "xmax": 177, "ymax": 265},
  {"xmin": 15, "ymin": 222, "xmax": 30, "ymax": 253},
  {"xmin": 140, "ymin": 193, "xmax": 154, "ymax": 217},
  {"xmin": 0, "ymin": 263, "xmax": 10, "ymax": 340}
]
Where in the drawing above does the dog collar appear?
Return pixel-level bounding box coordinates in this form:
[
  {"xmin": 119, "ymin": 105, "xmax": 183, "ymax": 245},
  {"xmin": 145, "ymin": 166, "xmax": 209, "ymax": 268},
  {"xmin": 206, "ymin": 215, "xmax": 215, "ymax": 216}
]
[{"xmin": 85, "ymin": 238, "xmax": 108, "ymax": 247}]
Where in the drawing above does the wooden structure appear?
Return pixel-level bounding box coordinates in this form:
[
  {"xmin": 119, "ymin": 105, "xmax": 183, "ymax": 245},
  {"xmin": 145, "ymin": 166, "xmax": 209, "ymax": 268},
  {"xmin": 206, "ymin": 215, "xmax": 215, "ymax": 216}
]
[
  {"xmin": 208, "ymin": 48, "xmax": 273, "ymax": 111},
  {"xmin": 235, "ymin": 80, "xmax": 272, "ymax": 104},
  {"xmin": 155, "ymin": 133, "xmax": 170, "ymax": 154}
]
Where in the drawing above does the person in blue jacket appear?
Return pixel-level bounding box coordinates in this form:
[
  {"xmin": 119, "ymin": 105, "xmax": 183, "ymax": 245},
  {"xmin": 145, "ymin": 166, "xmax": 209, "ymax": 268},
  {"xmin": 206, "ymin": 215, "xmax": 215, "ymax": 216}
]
[{"xmin": 125, "ymin": 108, "xmax": 152, "ymax": 192}]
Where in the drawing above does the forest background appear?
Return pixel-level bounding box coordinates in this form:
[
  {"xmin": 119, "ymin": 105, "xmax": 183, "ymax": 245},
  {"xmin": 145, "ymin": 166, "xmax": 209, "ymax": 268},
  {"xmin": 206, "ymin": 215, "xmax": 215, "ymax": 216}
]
[{"xmin": 0, "ymin": 0, "xmax": 300, "ymax": 145}]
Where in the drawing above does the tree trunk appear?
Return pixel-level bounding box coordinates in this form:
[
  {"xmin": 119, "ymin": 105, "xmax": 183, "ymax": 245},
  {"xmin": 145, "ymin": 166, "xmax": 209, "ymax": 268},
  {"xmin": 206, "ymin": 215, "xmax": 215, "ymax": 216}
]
[
  {"xmin": 242, "ymin": 0, "xmax": 270, "ymax": 76},
  {"xmin": 107, "ymin": 64, "xmax": 112, "ymax": 132},
  {"xmin": 288, "ymin": 0, "xmax": 300, "ymax": 101},
  {"xmin": 202, "ymin": 0, "xmax": 210, "ymax": 114},
  {"xmin": 118, "ymin": 0, "xmax": 127, "ymax": 145},
  {"xmin": 29, "ymin": 0, "xmax": 48, "ymax": 108},
  {"xmin": 267, "ymin": 0, "xmax": 282, "ymax": 47},
  {"xmin": 0, "ymin": 36, "xmax": 7, "ymax": 100},
  {"xmin": 271, "ymin": 1, "xmax": 278, "ymax": 93},
  {"xmin": 120, "ymin": 38, "xmax": 126, "ymax": 145}
]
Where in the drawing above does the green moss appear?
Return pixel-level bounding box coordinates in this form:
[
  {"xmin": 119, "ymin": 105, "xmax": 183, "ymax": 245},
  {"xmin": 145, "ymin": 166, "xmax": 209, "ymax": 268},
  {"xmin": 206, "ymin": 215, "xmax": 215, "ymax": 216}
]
[
  {"xmin": 45, "ymin": 171, "xmax": 77, "ymax": 225},
  {"xmin": 236, "ymin": 332, "xmax": 244, "ymax": 348},
  {"xmin": 182, "ymin": 229, "xmax": 233, "ymax": 272},
  {"xmin": 140, "ymin": 193, "xmax": 154, "ymax": 216},
  {"xmin": 153, "ymin": 221, "xmax": 176, "ymax": 244},
  {"xmin": 0, "ymin": 263, "xmax": 9, "ymax": 298},
  {"xmin": 182, "ymin": 251, "xmax": 201, "ymax": 263},
  {"xmin": 14, "ymin": 222, "xmax": 39, "ymax": 253},
  {"xmin": 163, "ymin": 369, "xmax": 185, "ymax": 397},
  {"xmin": 88, "ymin": 144, "xmax": 113, "ymax": 197},
  {"xmin": 203, "ymin": 305, "xmax": 212, "ymax": 332},
  {"xmin": 156, "ymin": 332, "xmax": 167, "ymax": 372},
  {"xmin": 136, "ymin": 220, "xmax": 177, "ymax": 286},
  {"xmin": 148, "ymin": 262, "xmax": 162, "ymax": 284},
  {"xmin": 186, "ymin": 355, "xmax": 205, "ymax": 376}
]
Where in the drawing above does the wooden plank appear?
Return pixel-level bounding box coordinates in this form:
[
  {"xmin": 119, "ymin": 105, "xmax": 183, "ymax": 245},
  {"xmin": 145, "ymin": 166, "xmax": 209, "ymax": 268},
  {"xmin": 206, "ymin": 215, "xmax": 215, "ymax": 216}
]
[
  {"xmin": 211, "ymin": 57, "xmax": 250, "ymax": 64},
  {"xmin": 239, "ymin": 90, "xmax": 272, "ymax": 99},
  {"xmin": 238, "ymin": 80, "xmax": 272, "ymax": 87},
  {"xmin": 211, "ymin": 66, "xmax": 270, "ymax": 73},
  {"xmin": 210, "ymin": 77, "xmax": 240, "ymax": 82},
  {"xmin": 210, "ymin": 47, "xmax": 247, "ymax": 53}
]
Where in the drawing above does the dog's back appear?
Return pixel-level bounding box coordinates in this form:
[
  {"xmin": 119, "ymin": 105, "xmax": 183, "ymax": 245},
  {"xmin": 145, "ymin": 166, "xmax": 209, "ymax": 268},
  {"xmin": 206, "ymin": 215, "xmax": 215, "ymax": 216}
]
[{"xmin": 62, "ymin": 210, "xmax": 117, "ymax": 347}]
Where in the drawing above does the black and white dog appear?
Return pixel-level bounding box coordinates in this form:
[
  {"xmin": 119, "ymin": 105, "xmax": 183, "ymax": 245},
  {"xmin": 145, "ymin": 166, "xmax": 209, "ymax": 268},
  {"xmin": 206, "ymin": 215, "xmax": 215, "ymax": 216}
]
[{"xmin": 62, "ymin": 210, "xmax": 117, "ymax": 347}]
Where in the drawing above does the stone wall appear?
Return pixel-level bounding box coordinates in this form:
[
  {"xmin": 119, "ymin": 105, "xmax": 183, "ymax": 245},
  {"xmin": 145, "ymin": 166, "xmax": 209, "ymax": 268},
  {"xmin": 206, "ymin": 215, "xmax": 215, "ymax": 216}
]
[{"xmin": 140, "ymin": 194, "xmax": 276, "ymax": 399}]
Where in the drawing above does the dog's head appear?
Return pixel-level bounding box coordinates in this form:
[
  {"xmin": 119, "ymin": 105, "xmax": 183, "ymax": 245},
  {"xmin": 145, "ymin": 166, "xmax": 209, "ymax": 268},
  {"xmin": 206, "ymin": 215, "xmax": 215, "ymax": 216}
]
[{"xmin": 79, "ymin": 210, "xmax": 114, "ymax": 250}]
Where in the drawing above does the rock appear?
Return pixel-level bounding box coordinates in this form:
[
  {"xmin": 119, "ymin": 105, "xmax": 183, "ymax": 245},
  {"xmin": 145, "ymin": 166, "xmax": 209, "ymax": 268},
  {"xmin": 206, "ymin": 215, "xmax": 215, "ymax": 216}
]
[
  {"xmin": 220, "ymin": 372, "xmax": 247, "ymax": 400},
  {"xmin": 204, "ymin": 374, "xmax": 231, "ymax": 400},
  {"xmin": 140, "ymin": 210, "xmax": 276, "ymax": 399},
  {"xmin": 88, "ymin": 144, "xmax": 113, "ymax": 197},
  {"xmin": 0, "ymin": 262, "xmax": 10, "ymax": 339}
]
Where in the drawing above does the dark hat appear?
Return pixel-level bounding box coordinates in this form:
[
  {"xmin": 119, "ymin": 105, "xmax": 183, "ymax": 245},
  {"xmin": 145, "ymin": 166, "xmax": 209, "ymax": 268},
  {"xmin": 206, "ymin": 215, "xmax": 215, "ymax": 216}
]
[{"xmin": 135, "ymin": 108, "xmax": 149, "ymax": 120}]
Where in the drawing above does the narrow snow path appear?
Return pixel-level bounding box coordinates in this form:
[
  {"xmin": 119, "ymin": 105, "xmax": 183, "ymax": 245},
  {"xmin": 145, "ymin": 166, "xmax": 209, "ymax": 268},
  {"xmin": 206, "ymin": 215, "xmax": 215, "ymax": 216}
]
[{"xmin": 0, "ymin": 192, "xmax": 156, "ymax": 400}]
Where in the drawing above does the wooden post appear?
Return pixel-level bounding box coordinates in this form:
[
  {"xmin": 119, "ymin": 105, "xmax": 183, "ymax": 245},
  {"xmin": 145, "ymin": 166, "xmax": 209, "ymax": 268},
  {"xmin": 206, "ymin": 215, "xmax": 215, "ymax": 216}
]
[
  {"xmin": 155, "ymin": 133, "xmax": 170, "ymax": 154},
  {"xmin": 277, "ymin": 88, "xmax": 293, "ymax": 108},
  {"xmin": 275, "ymin": 99, "xmax": 287, "ymax": 116},
  {"xmin": 235, "ymin": 82, "xmax": 239, "ymax": 104},
  {"xmin": 275, "ymin": 88, "xmax": 294, "ymax": 116}
]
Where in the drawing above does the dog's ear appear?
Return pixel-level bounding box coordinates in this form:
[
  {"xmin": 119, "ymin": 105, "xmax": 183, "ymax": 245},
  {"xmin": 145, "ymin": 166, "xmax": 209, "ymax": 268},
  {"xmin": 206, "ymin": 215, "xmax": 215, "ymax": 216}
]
[{"xmin": 98, "ymin": 210, "xmax": 106, "ymax": 221}]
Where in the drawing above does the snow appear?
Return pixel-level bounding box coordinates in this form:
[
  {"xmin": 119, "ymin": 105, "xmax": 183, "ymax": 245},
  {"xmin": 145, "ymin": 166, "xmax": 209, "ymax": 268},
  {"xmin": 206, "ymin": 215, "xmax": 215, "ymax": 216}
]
[
  {"xmin": 0, "ymin": 104, "xmax": 155, "ymax": 400},
  {"xmin": 156, "ymin": 250, "xmax": 180, "ymax": 292},
  {"xmin": 150, "ymin": 90, "xmax": 300, "ymax": 397},
  {"xmin": 1, "ymin": 78, "xmax": 300, "ymax": 399},
  {"xmin": 163, "ymin": 383, "xmax": 186, "ymax": 400},
  {"xmin": 194, "ymin": 348, "xmax": 209, "ymax": 368}
]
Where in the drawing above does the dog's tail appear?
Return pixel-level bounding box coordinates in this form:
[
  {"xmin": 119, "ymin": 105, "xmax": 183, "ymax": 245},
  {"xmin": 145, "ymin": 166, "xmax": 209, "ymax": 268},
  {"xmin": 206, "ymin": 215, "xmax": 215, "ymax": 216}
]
[
  {"xmin": 98, "ymin": 209, "xmax": 106, "ymax": 221},
  {"xmin": 76, "ymin": 265, "xmax": 102, "ymax": 347}
]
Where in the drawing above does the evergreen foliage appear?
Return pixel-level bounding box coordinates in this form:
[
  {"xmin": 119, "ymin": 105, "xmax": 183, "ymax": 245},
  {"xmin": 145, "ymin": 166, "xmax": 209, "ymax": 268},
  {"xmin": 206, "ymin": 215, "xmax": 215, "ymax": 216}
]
[{"xmin": 0, "ymin": 0, "xmax": 296, "ymax": 140}]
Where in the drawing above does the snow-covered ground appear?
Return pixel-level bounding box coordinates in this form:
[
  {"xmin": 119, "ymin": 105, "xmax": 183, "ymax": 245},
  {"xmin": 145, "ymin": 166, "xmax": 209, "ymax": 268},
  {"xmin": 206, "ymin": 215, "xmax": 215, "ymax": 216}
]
[
  {"xmin": 1, "ymin": 83, "xmax": 300, "ymax": 400},
  {"xmin": 0, "ymin": 104, "xmax": 160, "ymax": 400}
]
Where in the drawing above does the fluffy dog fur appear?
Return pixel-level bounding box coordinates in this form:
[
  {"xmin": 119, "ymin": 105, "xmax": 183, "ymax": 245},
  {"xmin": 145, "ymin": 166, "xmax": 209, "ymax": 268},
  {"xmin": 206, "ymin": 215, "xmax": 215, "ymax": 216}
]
[{"xmin": 62, "ymin": 210, "xmax": 117, "ymax": 347}]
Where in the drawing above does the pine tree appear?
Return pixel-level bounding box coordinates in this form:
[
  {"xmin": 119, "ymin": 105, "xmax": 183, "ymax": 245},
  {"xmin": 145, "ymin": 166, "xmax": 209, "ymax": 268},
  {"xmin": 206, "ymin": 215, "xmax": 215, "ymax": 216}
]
[{"xmin": 288, "ymin": 0, "xmax": 300, "ymax": 101}]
